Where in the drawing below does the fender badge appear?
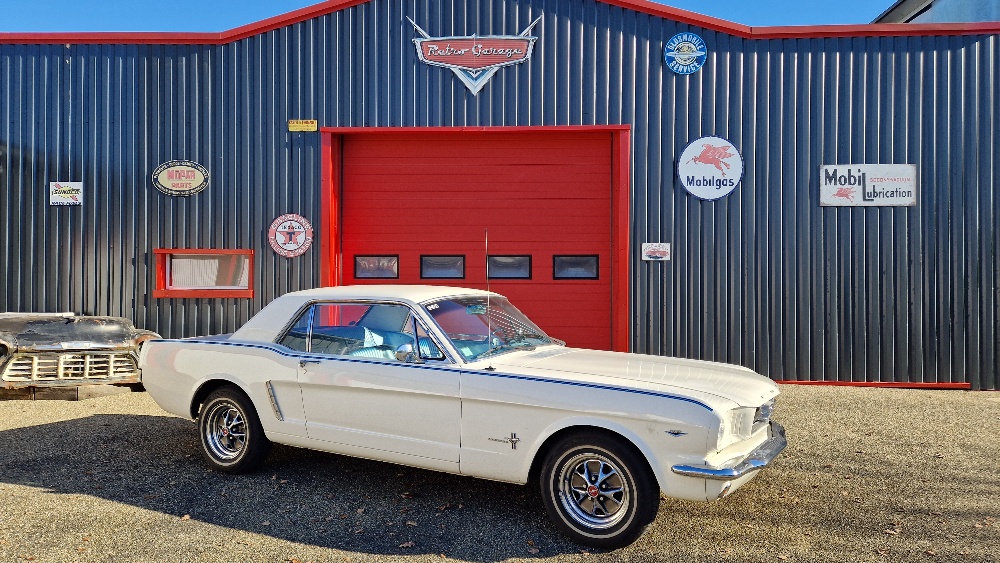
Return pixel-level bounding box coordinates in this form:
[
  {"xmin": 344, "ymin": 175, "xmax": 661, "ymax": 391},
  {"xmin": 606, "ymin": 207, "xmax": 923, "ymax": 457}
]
[
  {"xmin": 488, "ymin": 432, "xmax": 521, "ymax": 450},
  {"xmin": 665, "ymin": 430, "xmax": 687, "ymax": 437}
]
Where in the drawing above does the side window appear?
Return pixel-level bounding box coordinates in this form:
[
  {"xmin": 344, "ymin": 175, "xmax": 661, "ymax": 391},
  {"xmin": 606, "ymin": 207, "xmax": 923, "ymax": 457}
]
[
  {"xmin": 278, "ymin": 306, "xmax": 313, "ymax": 352},
  {"xmin": 288, "ymin": 302, "xmax": 417, "ymax": 361}
]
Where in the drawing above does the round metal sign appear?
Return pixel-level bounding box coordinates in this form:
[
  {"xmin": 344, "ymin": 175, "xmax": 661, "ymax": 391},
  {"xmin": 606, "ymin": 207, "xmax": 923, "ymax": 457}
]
[
  {"xmin": 151, "ymin": 160, "xmax": 210, "ymax": 197},
  {"xmin": 677, "ymin": 136, "xmax": 744, "ymax": 201},
  {"xmin": 664, "ymin": 32, "xmax": 707, "ymax": 75},
  {"xmin": 268, "ymin": 214, "xmax": 314, "ymax": 258}
]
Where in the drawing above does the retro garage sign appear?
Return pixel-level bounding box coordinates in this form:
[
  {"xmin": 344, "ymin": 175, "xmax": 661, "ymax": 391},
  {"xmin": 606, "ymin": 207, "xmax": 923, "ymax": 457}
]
[{"xmin": 408, "ymin": 17, "xmax": 541, "ymax": 95}]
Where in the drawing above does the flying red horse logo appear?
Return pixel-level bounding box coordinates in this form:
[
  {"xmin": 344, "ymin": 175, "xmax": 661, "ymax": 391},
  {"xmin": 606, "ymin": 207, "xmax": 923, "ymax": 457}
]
[
  {"xmin": 832, "ymin": 187, "xmax": 855, "ymax": 201},
  {"xmin": 686, "ymin": 144, "xmax": 736, "ymax": 176}
]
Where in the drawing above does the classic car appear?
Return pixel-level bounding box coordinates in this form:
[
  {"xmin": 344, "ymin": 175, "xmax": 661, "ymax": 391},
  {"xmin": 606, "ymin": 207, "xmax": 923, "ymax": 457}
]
[
  {"xmin": 139, "ymin": 285, "xmax": 785, "ymax": 548},
  {"xmin": 1, "ymin": 313, "xmax": 159, "ymax": 391}
]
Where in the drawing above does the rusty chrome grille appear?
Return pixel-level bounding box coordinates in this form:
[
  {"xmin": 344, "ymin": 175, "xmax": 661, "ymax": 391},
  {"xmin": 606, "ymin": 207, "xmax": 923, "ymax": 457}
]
[{"xmin": 1, "ymin": 353, "xmax": 139, "ymax": 382}]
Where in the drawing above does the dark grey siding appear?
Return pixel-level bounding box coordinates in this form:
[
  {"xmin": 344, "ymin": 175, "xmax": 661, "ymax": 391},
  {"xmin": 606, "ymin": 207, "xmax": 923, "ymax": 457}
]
[{"xmin": 0, "ymin": 0, "xmax": 997, "ymax": 389}]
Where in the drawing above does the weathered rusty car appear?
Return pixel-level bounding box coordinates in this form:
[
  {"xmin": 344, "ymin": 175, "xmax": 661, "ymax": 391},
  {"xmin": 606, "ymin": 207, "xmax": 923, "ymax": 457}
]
[{"xmin": 0, "ymin": 313, "xmax": 158, "ymax": 392}]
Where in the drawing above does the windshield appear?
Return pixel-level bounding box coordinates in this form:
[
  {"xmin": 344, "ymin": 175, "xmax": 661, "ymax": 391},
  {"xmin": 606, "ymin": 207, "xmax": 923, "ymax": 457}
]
[{"xmin": 424, "ymin": 296, "xmax": 561, "ymax": 361}]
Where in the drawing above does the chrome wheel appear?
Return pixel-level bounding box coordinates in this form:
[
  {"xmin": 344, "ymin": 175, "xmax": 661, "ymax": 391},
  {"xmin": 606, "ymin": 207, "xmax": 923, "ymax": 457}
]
[
  {"xmin": 540, "ymin": 433, "xmax": 659, "ymax": 549},
  {"xmin": 197, "ymin": 386, "xmax": 270, "ymax": 473},
  {"xmin": 203, "ymin": 401, "xmax": 247, "ymax": 461},
  {"xmin": 557, "ymin": 453, "xmax": 630, "ymax": 529}
]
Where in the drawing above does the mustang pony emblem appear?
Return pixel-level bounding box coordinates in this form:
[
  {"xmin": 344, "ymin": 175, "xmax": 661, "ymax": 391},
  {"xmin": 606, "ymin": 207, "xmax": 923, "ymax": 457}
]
[{"xmin": 488, "ymin": 432, "xmax": 521, "ymax": 450}]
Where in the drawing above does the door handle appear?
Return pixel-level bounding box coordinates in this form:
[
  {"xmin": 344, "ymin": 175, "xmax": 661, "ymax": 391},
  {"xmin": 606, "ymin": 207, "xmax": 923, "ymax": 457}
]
[{"xmin": 299, "ymin": 359, "xmax": 321, "ymax": 368}]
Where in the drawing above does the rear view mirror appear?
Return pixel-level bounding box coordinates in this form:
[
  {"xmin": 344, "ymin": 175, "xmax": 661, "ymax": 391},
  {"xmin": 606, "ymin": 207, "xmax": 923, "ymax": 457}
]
[{"xmin": 395, "ymin": 343, "xmax": 415, "ymax": 362}]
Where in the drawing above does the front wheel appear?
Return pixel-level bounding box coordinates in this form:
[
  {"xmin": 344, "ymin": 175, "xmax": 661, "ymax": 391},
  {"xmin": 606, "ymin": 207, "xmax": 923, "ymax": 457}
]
[
  {"xmin": 539, "ymin": 433, "xmax": 659, "ymax": 549},
  {"xmin": 198, "ymin": 386, "xmax": 270, "ymax": 473}
]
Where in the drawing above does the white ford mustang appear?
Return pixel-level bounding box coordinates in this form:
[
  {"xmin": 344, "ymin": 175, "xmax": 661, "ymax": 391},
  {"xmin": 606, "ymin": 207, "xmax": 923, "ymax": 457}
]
[{"xmin": 139, "ymin": 285, "xmax": 785, "ymax": 548}]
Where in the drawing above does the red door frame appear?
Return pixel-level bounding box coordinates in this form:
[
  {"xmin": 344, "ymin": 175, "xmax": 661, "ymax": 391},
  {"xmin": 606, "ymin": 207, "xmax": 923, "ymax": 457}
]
[{"xmin": 319, "ymin": 125, "xmax": 632, "ymax": 353}]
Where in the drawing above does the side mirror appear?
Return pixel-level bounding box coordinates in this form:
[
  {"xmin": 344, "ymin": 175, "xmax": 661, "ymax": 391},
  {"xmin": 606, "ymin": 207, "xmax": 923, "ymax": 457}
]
[{"xmin": 395, "ymin": 343, "xmax": 416, "ymax": 362}]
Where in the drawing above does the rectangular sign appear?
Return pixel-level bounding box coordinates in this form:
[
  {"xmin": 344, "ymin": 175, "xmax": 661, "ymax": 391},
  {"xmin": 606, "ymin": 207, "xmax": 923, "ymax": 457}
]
[
  {"xmin": 49, "ymin": 182, "xmax": 83, "ymax": 206},
  {"xmin": 641, "ymin": 243, "xmax": 671, "ymax": 261},
  {"xmin": 288, "ymin": 119, "xmax": 318, "ymax": 132},
  {"xmin": 820, "ymin": 164, "xmax": 918, "ymax": 207}
]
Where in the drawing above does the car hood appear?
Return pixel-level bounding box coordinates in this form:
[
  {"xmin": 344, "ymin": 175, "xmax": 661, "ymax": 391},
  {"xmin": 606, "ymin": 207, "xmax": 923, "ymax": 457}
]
[
  {"xmin": 0, "ymin": 314, "xmax": 155, "ymax": 353},
  {"xmin": 488, "ymin": 347, "xmax": 779, "ymax": 408}
]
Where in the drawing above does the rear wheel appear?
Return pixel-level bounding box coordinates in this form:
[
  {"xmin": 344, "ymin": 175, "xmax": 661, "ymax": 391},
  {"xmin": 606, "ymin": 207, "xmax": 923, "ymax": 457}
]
[
  {"xmin": 539, "ymin": 433, "xmax": 659, "ymax": 549},
  {"xmin": 198, "ymin": 386, "xmax": 270, "ymax": 473}
]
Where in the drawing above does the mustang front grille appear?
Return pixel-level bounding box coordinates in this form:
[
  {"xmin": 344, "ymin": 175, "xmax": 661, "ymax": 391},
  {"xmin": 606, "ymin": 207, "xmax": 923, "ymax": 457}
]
[{"xmin": 1, "ymin": 353, "xmax": 139, "ymax": 383}]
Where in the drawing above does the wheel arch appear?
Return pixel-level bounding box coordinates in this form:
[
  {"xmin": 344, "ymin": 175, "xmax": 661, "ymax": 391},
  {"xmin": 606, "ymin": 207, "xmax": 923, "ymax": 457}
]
[
  {"xmin": 525, "ymin": 418, "xmax": 666, "ymax": 494},
  {"xmin": 189, "ymin": 377, "xmax": 252, "ymax": 419}
]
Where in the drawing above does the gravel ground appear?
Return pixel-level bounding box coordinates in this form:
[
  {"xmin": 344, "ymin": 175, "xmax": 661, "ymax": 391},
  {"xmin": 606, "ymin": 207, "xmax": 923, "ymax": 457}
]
[{"xmin": 0, "ymin": 384, "xmax": 997, "ymax": 562}]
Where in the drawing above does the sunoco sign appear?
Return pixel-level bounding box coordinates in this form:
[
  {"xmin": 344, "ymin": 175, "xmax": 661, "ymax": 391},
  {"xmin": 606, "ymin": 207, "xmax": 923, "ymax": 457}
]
[{"xmin": 819, "ymin": 164, "xmax": 917, "ymax": 207}]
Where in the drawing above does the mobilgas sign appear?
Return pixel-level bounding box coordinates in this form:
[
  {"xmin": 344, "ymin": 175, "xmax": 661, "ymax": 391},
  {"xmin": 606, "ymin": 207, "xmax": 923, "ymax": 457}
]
[
  {"xmin": 819, "ymin": 164, "xmax": 918, "ymax": 206},
  {"xmin": 408, "ymin": 17, "xmax": 541, "ymax": 95},
  {"xmin": 677, "ymin": 136, "xmax": 743, "ymax": 200}
]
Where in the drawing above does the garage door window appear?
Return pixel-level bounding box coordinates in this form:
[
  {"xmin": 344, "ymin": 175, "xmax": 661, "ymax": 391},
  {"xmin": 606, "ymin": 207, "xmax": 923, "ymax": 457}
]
[
  {"xmin": 421, "ymin": 255, "xmax": 465, "ymax": 279},
  {"xmin": 355, "ymin": 255, "xmax": 399, "ymax": 279},
  {"xmin": 487, "ymin": 255, "xmax": 531, "ymax": 279},
  {"xmin": 153, "ymin": 249, "xmax": 254, "ymax": 298},
  {"xmin": 553, "ymin": 255, "xmax": 599, "ymax": 280}
]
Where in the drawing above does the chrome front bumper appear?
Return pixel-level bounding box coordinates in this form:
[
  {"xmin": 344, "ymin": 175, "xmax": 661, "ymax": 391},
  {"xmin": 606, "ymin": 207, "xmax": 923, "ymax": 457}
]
[{"xmin": 671, "ymin": 421, "xmax": 787, "ymax": 480}]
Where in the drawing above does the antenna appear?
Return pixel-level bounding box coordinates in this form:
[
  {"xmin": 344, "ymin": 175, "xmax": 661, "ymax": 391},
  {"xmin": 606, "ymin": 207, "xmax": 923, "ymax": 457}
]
[{"xmin": 485, "ymin": 228, "xmax": 495, "ymax": 371}]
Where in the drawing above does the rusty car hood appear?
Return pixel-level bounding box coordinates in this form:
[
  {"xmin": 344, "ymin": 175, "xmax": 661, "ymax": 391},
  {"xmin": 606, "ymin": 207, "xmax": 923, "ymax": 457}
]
[{"xmin": 0, "ymin": 314, "xmax": 154, "ymax": 352}]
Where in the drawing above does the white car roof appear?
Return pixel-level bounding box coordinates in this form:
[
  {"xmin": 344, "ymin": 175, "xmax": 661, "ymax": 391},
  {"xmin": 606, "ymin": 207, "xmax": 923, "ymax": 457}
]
[
  {"xmin": 231, "ymin": 285, "xmax": 496, "ymax": 343},
  {"xmin": 286, "ymin": 285, "xmax": 496, "ymax": 303}
]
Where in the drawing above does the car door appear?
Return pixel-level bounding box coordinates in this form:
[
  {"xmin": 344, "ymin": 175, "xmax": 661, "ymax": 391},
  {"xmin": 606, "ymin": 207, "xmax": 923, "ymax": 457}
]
[{"xmin": 279, "ymin": 300, "xmax": 462, "ymax": 466}]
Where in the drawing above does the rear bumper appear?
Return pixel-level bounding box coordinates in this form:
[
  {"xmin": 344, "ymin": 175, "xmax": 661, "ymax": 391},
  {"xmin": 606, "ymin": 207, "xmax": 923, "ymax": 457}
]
[{"xmin": 671, "ymin": 421, "xmax": 787, "ymax": 480}]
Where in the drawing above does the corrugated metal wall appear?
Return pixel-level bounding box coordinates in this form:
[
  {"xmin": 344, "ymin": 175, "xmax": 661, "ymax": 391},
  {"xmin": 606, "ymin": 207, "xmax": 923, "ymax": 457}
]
[{"xmin": 0, "ymin": 0, "xmax": 997, "ymax": 389}]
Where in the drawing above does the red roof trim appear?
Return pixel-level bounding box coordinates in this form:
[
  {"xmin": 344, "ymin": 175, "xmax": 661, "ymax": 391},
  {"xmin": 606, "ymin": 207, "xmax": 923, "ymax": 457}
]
[{"xmin": 1, "ymin": 0, "xmax": 998, "ymax": 45}]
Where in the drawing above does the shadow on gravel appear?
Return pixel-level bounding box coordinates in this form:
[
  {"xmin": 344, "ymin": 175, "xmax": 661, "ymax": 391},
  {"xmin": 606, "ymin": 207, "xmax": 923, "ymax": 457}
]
[{"xmin": 0, "ymin": 413, "xmax": 584, "ymax": 560}]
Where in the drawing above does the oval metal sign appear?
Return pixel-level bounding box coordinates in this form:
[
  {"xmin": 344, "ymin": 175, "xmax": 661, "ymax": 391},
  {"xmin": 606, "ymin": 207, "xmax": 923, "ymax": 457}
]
[{"xmin": 152, "ymin": 160, "xmax": 210, "ymax": 197}]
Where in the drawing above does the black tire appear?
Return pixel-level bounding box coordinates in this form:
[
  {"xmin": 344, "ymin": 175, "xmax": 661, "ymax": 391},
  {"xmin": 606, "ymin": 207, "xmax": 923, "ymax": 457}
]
[
  {"xmin": 539, "ymin": 432, "xmax": 659, "ymax": 549},
  {"xmin": 197, "ymin": 385, "xmax": 270, "ymax": 474}
]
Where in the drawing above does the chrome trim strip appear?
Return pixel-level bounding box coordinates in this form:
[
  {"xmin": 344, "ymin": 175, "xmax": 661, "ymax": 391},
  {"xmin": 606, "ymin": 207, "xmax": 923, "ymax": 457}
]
[
  {"xmin": 671, "ymin": 422, "xmax": 787, "ymax": 480},
  {"xmin": 150, "ymin": 339, "xmax": 715, "ymax": 411},
  {"xmin": 264, "ymin": 380, "xmax": 284, "ymax": 421}
]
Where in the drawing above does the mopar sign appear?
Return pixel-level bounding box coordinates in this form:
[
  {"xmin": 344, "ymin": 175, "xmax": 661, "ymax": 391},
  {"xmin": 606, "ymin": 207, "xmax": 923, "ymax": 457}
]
[
  {"xmin": 152, "ymin": 160, "xmax": 210, "ymax": 197},
  {"xmin": 820, "ymin": 164, "xmax": 918, "ymax": 206},
  {"xmin": 408, "ymin": 17, "xmax": 541, "ymax": 95}
]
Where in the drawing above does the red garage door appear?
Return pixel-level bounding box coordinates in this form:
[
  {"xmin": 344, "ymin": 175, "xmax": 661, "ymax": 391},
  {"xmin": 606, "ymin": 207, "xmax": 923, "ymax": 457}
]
[{"xmin": 338, "ymin": 131, "xmax": 614, "ymax": 350}]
